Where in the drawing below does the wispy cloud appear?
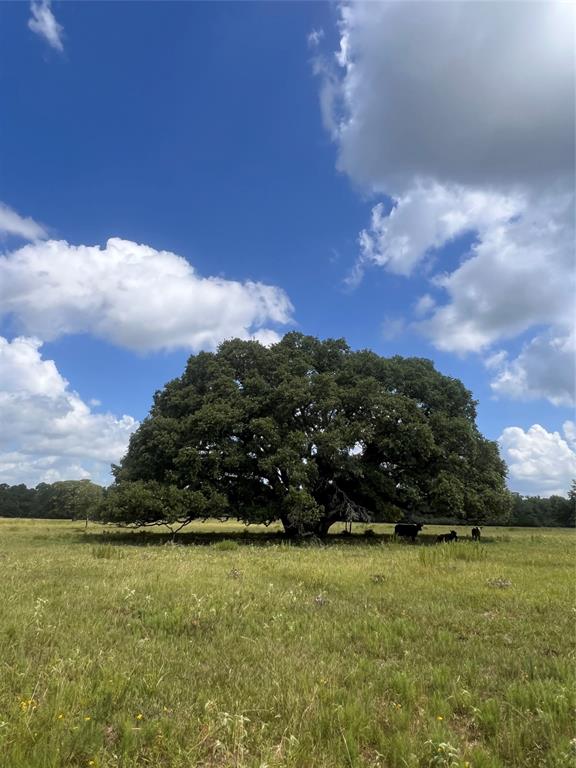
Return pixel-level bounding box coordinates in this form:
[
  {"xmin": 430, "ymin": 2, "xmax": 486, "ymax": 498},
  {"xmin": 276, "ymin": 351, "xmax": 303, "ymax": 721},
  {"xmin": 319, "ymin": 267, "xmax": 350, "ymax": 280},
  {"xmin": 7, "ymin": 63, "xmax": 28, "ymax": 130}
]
[
  {"xmin": 0, "ymin": 202, "xmax": 47, "ymax": 241},
  {"xmin": 28, "ymin": 0, "xmax": 64, "ymax": 52},
  {"xmin": 307, "ymin": 28, "xmax": 324, "ymax": 49}
]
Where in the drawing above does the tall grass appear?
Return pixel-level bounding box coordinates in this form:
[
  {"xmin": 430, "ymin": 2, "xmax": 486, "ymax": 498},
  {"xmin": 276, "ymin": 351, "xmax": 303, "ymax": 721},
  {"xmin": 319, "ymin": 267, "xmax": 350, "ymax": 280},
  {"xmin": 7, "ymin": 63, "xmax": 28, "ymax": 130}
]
[
  {"xmin": 0, "ymin": 519, "xmax": 573, "ymax": 768},
  {"xmin": 418, "ymin": 541, "xmax": 488, "ymax": 565}
]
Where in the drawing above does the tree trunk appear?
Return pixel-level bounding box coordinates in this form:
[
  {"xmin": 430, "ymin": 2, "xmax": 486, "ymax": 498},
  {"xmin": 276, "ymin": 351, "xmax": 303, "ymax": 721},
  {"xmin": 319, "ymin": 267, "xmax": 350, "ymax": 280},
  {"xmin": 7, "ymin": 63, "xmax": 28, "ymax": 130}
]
[
  {"xmin": 313, "ymin": 514, "xmax": 339, "ymax": 538},
  {"xmin": 280, "ymin": 514, "xmax": 300, "ymax": 538},
  {"xmin": 280, "ymin": 512, "xmax": 340, "ymax": 539}
]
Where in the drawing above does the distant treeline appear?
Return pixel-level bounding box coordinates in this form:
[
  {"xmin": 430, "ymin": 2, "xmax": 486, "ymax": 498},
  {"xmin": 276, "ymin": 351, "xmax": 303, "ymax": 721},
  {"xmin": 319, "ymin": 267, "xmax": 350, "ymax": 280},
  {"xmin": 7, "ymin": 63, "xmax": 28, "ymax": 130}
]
[
  {"xmin": 0, "ymin": 480, "xmax": 574, "ymax": 528},
  {"xmin": 509, "ymin": 489, "xmax": 574, "ymax": 528},
  {"xmin": 0, "ymin": 480, "xmax": 103, "ymax": 521}
]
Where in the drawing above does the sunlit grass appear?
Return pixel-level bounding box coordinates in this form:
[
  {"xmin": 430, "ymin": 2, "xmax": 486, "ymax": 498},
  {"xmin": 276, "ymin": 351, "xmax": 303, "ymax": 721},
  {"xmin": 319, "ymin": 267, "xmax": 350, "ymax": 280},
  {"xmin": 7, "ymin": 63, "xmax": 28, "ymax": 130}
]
[{"xmin": 0, "ymin": 519, "xmax": 574, "ymax": 767}]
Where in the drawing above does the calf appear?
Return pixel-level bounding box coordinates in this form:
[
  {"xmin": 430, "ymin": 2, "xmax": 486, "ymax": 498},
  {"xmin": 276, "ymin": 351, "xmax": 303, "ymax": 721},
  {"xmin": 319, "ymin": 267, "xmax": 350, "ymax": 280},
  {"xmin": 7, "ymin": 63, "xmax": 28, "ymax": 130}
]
[
  {"xmin": 436, "ymin": 530, "xmax": 458, "ymax": 543},
  {"xmin": 471, "ymin": 526, "xmax": 481, "ymax": 541},
  {"xmin": 394, "ymin": 522, "xmax": 423, "ymax": 542}
]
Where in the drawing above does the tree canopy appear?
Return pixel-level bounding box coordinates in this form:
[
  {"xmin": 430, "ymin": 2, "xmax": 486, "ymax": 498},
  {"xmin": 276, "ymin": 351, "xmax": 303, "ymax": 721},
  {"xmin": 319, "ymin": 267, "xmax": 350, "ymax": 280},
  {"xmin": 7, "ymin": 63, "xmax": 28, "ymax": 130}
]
[{"xmin": 108, "ymin": 333, "xmax": 511, "ymax": 535}]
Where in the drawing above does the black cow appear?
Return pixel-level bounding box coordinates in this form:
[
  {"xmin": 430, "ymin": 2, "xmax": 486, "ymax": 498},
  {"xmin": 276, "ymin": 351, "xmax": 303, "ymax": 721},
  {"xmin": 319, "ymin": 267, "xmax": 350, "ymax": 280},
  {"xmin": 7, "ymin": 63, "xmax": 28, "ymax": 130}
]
[
  {"xmin": 471, "ymin": 526, "xmax": 481, "ymax": 542},
  {"xmin": 394, "ymin": 522, "xmax": 423, "ymax": 541},
  {"xmin": 436, "ymin": 530, "xmax": 458, "ymax": 543}
]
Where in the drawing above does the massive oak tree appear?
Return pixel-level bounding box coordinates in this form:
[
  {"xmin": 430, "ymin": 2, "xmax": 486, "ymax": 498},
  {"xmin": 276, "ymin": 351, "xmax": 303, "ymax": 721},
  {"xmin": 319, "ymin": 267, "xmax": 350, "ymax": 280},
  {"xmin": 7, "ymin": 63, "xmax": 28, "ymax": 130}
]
[{"xmin": 108, "ymin": 334, "xmax": 510, "ymax": 535}]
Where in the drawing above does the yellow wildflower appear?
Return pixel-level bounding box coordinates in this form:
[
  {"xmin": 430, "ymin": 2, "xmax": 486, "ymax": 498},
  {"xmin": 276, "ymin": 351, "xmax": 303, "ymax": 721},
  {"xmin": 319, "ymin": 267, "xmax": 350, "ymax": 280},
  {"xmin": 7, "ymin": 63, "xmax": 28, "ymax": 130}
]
[
  {"xmin": 436, "ymin": 715, "xmax": 444, "ymax": 721},
  {"xmin": 136, "ymin": 713, "xmax": 143, "ymax": 720},
  {"xmin": 84, "ymin": 715, "xmax": 92, "ymax": 721}
]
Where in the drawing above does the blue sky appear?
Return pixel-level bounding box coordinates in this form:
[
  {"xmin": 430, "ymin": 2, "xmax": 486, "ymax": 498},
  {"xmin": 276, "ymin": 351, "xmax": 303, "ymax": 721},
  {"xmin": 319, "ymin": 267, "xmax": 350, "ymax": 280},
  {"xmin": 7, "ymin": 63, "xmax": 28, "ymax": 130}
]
[{"xmin": 0, "ymin": 1, "xmax": 574, "ymax": 495}]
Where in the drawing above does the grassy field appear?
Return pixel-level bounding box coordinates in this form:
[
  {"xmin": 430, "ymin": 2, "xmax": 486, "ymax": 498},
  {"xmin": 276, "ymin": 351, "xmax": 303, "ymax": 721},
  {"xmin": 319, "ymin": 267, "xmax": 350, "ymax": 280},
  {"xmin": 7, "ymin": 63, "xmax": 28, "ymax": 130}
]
[{"xmin": 0, "ymin": 519, "xmax": 574, "ymax": 768}]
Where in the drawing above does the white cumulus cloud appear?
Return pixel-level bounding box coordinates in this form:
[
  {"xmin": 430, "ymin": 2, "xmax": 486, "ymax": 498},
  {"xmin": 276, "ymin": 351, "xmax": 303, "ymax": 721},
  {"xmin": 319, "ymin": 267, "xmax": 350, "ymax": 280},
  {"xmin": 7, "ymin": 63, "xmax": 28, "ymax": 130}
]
[
  {"xmin": 417, "ymin": 191, "xmax": 575, "ymax": 349},
  {"xmin": 357, "ymin": 182, "xmax": 521, "ymax": 277},
  {"xmin": 0, "ymin": 237, "xmax": 293, "ymax": 353},
  {"xmin": 499, "ymin": 422, "xmax": 576, "ymax": 497},
  {"xmin": 329, "ymin": 1, "xmax": 574, "ymax": 193},
  {"xmin": 28, "ymin": 0, "xmax": 64, "ymax": 52},
  {"xmin": 490, "ymin": 331, "xmax": 575, "ymax": 408},
  {"xmin": 318, "ymin": 1, "xmax": 575, "ymax": 408},
  {"xmin": 0, "ymin": 336, "xmax": 137, "ymax": 486}
]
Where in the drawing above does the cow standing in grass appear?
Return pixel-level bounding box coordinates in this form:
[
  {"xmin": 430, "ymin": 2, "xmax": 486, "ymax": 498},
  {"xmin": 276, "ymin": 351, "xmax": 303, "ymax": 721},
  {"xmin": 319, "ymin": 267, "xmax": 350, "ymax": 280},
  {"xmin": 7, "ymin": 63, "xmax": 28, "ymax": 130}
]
[
  {"xmin": 394, "ymin": 522, "xmax": 423, "ymax": 542},
  {"xmin": 471, "ymin": 526, "xmax": 481, "ymax": 541},
  {"xmin": 436, "ymin": 530, "xmax": 458, "ymax": 543}
]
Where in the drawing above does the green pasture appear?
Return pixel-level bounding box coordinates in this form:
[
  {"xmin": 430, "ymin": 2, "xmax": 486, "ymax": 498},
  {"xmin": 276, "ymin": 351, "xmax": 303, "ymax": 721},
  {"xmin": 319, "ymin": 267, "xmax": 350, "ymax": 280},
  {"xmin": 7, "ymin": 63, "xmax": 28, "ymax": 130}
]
[{"xmin": 0, "ymin": 519, "xmax": 574, "ymax": 768}]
